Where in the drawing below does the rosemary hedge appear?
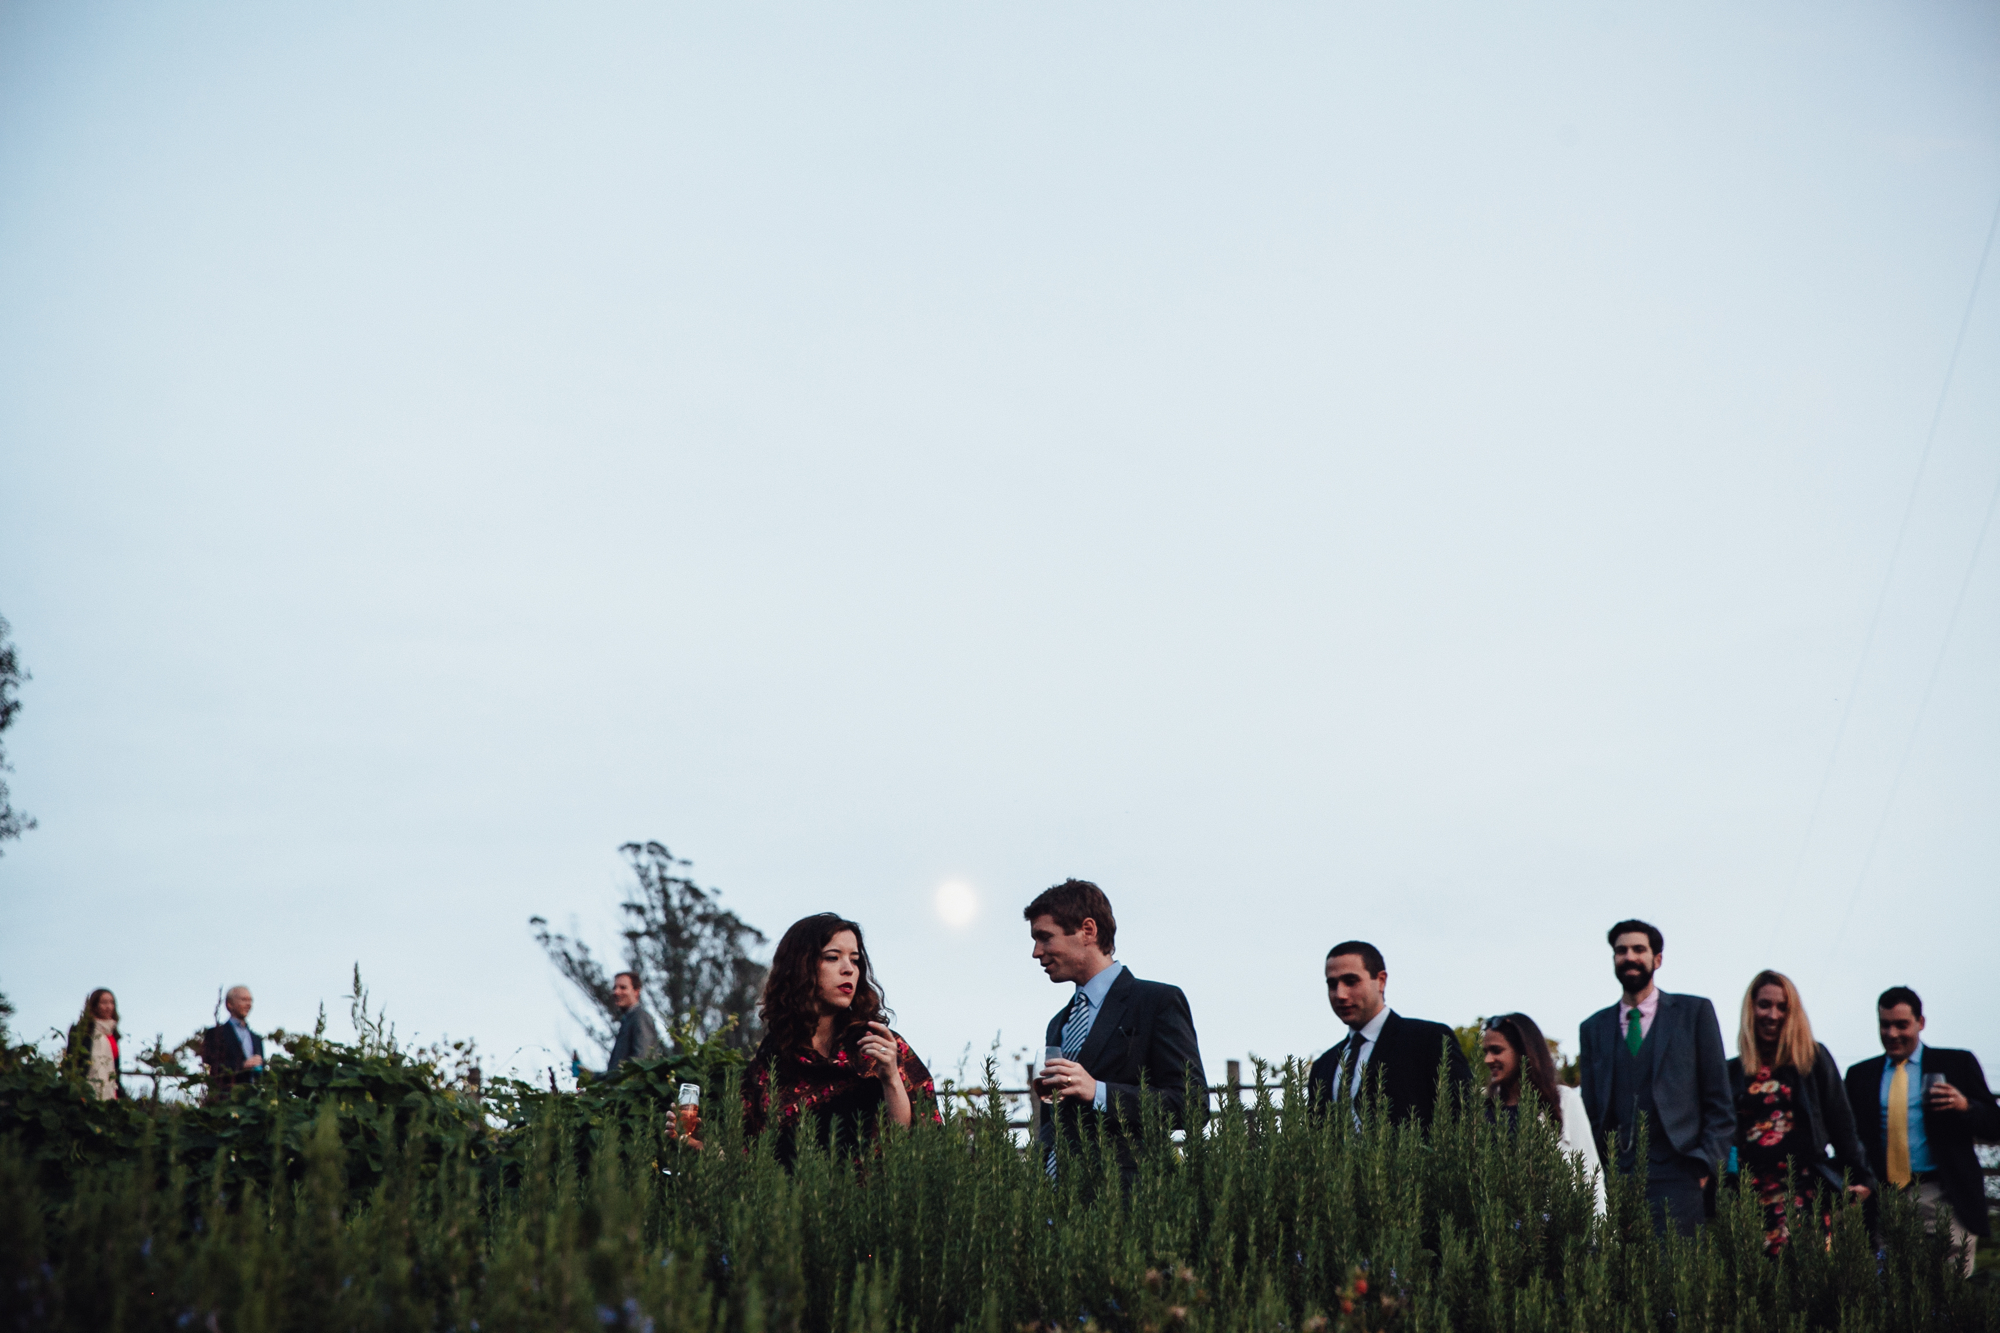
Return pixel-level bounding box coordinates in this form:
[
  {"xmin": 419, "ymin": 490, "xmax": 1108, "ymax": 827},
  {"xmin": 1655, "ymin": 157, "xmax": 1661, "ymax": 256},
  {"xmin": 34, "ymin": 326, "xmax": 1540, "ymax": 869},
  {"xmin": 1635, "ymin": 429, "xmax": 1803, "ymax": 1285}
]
[{"xmin": 2, "ymin": 1036, "xmax": 1993, "ymax": 1332}]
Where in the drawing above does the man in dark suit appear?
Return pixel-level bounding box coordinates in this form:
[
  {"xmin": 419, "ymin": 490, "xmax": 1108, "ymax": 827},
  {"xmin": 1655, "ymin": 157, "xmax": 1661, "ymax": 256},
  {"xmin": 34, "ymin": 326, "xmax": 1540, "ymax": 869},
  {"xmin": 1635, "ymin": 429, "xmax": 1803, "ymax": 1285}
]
[
  {"xmin": 1844, "ymin": 986, "xmax": 1999, "ymax": 1276},
  {"xmin": 1578, "ymin": 919, "xmax": 1733, "ymax": 1237},
  {"xmin": 1027, "ymin": 878, "xmax": 1204, "ymax": 1179},
  {"xmin": 1305, "ymin": 941, "xmax": 1471, "ymax": 1127},
  {"xmin": 200, "ymin": 984, "xmax": 265, "ymax": 1102}
]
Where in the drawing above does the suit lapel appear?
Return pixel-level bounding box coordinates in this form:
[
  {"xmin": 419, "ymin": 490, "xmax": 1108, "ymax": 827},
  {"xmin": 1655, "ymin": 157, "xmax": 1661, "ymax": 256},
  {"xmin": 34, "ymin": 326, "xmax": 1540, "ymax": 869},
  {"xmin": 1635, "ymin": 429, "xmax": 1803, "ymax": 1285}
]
[
  {"xmin": 1647, "ymin": 992, "xmax": 1679, "ymax": 1081},
  {"xmin": 1371, "ymin": 1012, "xmax": 1401, "ymax": 1085},
  {"xmin": 1075, "ymin": 968, "xmax": 1136, "ymax": 1074}
]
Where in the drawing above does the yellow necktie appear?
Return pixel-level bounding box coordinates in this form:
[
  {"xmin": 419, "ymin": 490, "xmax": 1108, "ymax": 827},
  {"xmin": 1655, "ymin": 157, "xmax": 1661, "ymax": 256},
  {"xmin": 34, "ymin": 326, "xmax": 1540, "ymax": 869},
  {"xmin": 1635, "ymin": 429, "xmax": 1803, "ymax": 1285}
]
[{"xmin": 1886, "ymin": 1059, "xmax": 1911, "ymax": 1188}]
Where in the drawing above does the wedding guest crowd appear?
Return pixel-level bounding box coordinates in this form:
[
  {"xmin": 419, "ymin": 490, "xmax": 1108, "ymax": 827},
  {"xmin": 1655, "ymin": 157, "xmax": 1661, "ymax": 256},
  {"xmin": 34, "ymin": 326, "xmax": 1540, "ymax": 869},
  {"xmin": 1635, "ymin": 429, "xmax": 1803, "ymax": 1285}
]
[{"xmin": 74, "ymin": 884, "xmax": 1996, "ymax": 1271}]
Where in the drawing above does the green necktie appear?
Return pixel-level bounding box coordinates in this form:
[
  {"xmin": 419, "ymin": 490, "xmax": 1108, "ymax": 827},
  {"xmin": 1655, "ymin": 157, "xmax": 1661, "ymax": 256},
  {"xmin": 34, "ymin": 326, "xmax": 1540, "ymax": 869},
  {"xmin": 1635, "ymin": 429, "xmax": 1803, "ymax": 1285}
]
[{"xmin": 1625, "ymin": 1007, "xmax": 1644, "ymax": 1055}]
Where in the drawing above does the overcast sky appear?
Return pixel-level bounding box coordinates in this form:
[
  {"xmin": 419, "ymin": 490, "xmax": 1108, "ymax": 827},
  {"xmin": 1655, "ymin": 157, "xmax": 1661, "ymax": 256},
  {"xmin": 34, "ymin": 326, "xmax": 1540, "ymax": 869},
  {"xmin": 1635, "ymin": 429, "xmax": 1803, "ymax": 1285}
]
[{"xmin": 2, "ymin": 3, "xmax": 1996, "ymax": 1093}]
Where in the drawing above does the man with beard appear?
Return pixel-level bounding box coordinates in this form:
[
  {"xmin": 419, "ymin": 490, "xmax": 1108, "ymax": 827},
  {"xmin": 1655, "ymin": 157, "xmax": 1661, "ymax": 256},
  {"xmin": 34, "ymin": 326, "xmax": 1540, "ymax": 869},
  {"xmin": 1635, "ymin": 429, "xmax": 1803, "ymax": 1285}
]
[{"xmin": 1578, "ymin": 920, "xmax": 1733, "ymax": 1236}]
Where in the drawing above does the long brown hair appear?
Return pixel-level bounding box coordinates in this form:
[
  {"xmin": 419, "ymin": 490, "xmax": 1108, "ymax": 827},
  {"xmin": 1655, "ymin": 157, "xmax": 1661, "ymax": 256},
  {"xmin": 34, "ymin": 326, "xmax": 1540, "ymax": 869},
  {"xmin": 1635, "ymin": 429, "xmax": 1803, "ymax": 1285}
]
[
  {"xmin": 1738, "ymin": 969, "xmax": 1816, "ymax": 1074},
  {"xmin": 757, "ymin": 913, "xmax": 887, "ymax": 1058},
  {"xmin": 1484, "ymin": 1012, "xmax": 1564, "ymax": 1130},
  {"xmin": 83, "ymin": 989, "xmax": 119, "ymax": 1028}
]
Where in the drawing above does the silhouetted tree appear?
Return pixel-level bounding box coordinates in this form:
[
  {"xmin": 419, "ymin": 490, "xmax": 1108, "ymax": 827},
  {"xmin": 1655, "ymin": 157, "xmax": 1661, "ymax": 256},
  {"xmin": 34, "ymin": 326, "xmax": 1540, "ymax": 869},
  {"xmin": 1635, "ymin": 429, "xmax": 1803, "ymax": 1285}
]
[
  {"xmin": 0, "ymin": 615, "xmax": 34, "ymax": 854},
  {"xmin": 532, "ymin": 840, "xmax": 768, "ymax": 1055}
]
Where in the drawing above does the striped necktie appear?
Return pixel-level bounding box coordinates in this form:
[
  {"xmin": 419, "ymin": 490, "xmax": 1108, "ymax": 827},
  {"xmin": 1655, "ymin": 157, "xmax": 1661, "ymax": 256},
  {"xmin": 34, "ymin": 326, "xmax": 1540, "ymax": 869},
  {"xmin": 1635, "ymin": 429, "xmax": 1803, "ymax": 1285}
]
[
  {"xmin": 1046, "ymin": 991, "xmax": 1093, "ymax": 1181},
  {"xmin": 1061, "ymin": 990, "xmax": 1092, "ymax": 1058},
  {"xmin": 1337, "ymin": 1034, "xmax": 1363, "ymax": 1102}
]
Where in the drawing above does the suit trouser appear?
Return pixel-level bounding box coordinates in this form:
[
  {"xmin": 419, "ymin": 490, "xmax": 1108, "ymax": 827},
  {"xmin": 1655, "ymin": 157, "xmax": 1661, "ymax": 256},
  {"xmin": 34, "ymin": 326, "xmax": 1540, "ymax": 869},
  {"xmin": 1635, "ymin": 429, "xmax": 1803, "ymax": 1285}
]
[
  {"xmin": 1640, "ymin": 1158, "xmax": 1707, "ymax": 1238},
  {"xmin": 1912, "ymin": 1180, "xmax": 1978, "ymax": 1277}
]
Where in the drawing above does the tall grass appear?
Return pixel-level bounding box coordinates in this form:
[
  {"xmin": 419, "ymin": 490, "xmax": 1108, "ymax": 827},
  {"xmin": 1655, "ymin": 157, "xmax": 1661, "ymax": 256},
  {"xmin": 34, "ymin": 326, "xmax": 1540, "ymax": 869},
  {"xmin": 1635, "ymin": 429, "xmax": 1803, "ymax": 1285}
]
[{"xmin": 2, "ymin": 1058, "xmax": 1993, "ymax": 1332}]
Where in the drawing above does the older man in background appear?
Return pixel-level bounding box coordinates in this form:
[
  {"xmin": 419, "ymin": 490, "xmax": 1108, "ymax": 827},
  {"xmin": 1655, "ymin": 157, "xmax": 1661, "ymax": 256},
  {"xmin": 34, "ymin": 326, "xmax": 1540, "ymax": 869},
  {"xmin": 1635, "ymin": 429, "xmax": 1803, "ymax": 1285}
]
[{"xmin": 201, "ymin": 984, "xmax": 264, "ymax": 1101}]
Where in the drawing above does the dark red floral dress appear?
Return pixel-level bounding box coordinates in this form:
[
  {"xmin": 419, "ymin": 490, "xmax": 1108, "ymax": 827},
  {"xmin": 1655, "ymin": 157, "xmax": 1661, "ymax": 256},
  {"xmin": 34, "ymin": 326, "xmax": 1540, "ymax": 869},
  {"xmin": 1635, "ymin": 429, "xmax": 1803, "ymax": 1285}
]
[
  {"xmin": 1736, "ymin": 1063, "xmax": 1822, "ymax": 1255},
  {"xmin": 742, "ymin": 1029, "xmax": 938, "ymax": 1167}
]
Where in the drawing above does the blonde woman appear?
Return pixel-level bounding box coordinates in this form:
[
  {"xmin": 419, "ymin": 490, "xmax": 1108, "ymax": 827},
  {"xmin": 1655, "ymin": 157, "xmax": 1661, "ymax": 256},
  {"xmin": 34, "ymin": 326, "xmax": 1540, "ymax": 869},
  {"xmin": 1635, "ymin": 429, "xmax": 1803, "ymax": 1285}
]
[
  {"xmin": 1727, "ymin": 970, "xmax": 1873, "ymax": 1255},
  {"xmin": 64, "ymin": 988, "xmax": 122, "ymax": 1100}
]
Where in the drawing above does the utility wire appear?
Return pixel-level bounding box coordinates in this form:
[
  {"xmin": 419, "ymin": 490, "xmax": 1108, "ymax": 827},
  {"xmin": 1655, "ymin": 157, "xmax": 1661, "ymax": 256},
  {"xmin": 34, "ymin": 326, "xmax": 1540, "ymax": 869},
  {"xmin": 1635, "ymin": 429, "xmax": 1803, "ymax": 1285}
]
[
  {"xmin": 1832, "ymin": 461, "xmax": 2000, "ymax": 944},
  {"xmin": 1764, "ymin": 192, "xmax": 2000, "ymax": 948}
]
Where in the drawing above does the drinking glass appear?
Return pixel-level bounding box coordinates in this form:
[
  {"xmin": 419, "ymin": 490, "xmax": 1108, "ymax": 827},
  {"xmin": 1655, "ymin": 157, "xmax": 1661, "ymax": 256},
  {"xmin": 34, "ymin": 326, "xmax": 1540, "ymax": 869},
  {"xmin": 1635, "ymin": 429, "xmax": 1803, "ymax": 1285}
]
[
  {"xmin": 676, "ymin": 1081, "xmax": 702, "ymax": 1139},
  {"xmin": 1041, "ymin": 1046, "xmax": 1065, "ymax": 1102},
  {"xmin": 1923, "ymin": 1073, "xmax": 1946, "ymax": 1104}
]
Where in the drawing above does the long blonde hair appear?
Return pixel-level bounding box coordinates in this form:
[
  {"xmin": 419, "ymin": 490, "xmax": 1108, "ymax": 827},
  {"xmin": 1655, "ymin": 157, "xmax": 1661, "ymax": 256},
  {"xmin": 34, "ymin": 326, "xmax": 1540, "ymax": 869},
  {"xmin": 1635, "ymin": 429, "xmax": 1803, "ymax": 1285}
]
[{"xmin": 1738, "ymin": 970, "xmax": 1816, "ymax": 1074}]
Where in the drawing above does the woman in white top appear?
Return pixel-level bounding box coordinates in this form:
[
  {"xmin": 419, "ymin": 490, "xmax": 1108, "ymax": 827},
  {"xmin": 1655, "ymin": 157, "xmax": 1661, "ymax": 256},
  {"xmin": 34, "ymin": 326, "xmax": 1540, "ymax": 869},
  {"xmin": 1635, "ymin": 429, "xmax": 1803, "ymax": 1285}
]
[
  {"xmin": 1481, "ymin": 1011, "xmax": 1605, "ymax": 1214},
  {"xmin": 64, "ymin": 988, "xmax": 123, "ymax": 1100}
]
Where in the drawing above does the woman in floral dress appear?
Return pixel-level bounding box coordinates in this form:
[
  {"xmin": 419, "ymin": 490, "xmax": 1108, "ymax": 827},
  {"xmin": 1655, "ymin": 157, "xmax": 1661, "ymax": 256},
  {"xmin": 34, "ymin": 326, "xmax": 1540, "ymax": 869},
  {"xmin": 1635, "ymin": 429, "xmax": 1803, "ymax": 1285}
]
[
  {"xmin": 743, "ymin": 912, "xmax": 937, "ymax": 1166},
  {"xmin": 1727, "ymin": 970, "xmax": 1874, "ymax": 1255}
]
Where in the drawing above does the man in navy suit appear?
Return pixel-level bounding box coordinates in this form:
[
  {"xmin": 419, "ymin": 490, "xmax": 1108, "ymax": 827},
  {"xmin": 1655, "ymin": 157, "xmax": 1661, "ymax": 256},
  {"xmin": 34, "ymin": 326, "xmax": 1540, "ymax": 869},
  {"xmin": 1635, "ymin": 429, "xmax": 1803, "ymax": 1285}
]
[
  {"xmin": 1844, "ymin": 986, "xmax": 2000, "ymax": 1276},
  {"xmin": 1027, "ymin": 878, "xmax": 1204, "ymax": 1180},
  {"xmin": 1578, "ymin": 919, "xmax": 1733, "ymax": 1236},
  {"xmin": 200, "ymin": 984, "xmax": 265, "ymax": 1103}
]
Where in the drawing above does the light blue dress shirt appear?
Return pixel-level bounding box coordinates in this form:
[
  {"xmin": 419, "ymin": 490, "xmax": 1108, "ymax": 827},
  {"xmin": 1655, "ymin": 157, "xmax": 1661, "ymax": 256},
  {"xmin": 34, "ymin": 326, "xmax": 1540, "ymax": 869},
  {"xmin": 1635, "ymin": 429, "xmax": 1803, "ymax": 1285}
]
[
  {"xmin": 1068, "ymin": 961, "xmax": 1125, "ymax": 1112},
  {"xmin": 1878, "ymin": 1043, "xmax": 1935, "ymax": 1174},
  {"xmin": 230, "ymin": 1019, "xmax": 256, "ymax": 1062}
]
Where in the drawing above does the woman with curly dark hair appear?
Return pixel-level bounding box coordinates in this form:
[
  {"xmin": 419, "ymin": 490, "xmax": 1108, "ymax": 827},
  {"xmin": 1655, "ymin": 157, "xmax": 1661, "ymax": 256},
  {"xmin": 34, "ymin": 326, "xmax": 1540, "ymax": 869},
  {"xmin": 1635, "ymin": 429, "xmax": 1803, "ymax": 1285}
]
[{"xmin": 743, "ymin": 912, "xmax": 936, "ymax": 1165}]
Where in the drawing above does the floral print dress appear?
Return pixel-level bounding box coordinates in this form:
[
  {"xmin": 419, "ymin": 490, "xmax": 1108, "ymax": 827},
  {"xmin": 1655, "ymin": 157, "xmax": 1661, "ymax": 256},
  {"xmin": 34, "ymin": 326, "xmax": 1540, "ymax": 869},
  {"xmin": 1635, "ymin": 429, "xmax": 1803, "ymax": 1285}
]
[
  {"xmin": 1736, "ymin": 1064, "xmax": 1819, "ymax": 1255},
  {"xmin": 742, "ymin": 1028, "xmax": 938, "ymax": 1167}
]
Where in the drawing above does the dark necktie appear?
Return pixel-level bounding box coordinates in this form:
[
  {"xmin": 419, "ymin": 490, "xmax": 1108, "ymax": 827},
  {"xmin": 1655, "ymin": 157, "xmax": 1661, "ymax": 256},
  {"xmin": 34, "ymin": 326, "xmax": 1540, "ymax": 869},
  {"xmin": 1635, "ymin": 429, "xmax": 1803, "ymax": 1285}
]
[
  {"xmin": 1625, "ymin": 1008, "xmax": 1644, "ymax": 1056},
  {"xmin": 1337, "ymin": 1034, "xmax": 1364, "ymax": 1101}
]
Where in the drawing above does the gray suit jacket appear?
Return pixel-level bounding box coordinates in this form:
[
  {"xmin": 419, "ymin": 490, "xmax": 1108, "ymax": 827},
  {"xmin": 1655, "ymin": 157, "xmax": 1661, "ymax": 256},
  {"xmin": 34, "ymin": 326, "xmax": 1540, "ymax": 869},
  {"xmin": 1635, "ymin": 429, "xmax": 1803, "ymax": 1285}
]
[
  {"xmin": 606, "ymin": 1005, "xmax": 662, "ymax": 1074},
  {"xmin": 1578, "ymin": 990, "xmax": 1734, "ymax": 1178}
]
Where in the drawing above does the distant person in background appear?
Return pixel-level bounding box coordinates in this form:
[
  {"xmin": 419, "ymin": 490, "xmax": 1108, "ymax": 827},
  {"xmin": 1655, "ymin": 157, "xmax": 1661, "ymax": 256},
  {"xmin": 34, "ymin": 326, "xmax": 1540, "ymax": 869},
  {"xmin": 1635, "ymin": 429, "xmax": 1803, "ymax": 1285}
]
[
  {"xmin": 574, "ymin": 971, "xmax": 662, "ymax": 1081},
  {"xmin": 201, "ymin": 984, "xmax": 264, "ymax": 1100},
  {"xmin": 742, "ymin": 912, "xmax": 935, "ymax": 1166},
  {"xmin": 1481, "ymin": 1011, "xmax": 1604, "ymax": 1213},
  {"xmin": 1844, "ymin": 986, "xmax": 1999, "ymax": 1276},
  {"xmin": 1027, "ymin": 878, "xmax": 1204, "ymax": 1182},
  {"xmin": 64, "ymin": 988, "xmax": 122, "ymax": 1100},
  {"xmin": 1578, "ymin": 920, "xmax": 1733, "ymax": 1237},
  {"xmin": 1307, "ymin": 941, "xmax": 1472, "ymax": 1128},
  {"xmin": 1725, "ymin": 970, "xmax": 1873, "ymax": 1257}
]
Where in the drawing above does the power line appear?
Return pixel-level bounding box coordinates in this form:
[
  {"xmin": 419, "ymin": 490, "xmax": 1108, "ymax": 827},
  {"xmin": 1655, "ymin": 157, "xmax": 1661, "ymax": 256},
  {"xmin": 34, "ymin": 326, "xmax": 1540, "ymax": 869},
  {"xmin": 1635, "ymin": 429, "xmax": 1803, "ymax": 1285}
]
[
  {"xmin": 1764, "ymin": 191, "xmax": 2000, "ymax": 948},
  {"xmin": 1832, "ymin": 462, "xmax": 2000, "ymax": 944}
]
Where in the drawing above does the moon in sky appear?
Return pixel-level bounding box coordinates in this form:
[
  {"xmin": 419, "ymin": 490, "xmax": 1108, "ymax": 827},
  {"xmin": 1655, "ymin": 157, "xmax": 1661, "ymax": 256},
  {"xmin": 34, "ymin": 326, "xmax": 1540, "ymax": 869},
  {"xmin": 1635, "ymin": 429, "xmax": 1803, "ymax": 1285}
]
[{"xmin": 934, "ymin": 880, "xmax": 979, "ymax": 930}]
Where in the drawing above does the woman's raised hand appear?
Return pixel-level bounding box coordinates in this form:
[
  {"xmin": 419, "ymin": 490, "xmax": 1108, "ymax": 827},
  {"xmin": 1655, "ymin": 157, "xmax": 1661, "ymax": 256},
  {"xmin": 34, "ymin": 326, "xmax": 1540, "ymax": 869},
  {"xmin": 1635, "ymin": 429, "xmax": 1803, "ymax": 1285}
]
[{"xmin": 857, "ymin": 1021, "xmax": 901, "ymax": 1082}]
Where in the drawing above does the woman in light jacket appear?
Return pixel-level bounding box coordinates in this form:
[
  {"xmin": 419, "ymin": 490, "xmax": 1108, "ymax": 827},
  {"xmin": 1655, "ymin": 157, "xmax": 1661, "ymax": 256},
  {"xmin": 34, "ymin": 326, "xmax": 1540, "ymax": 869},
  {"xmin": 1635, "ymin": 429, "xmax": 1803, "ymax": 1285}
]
[
  {"xmin": 1481, "ymin": 1011, "xmax": 1605, "ymax": 1214},
  {"xmin": 64, "ymin": 988, "xmax": 123, "ymax": 1100}
]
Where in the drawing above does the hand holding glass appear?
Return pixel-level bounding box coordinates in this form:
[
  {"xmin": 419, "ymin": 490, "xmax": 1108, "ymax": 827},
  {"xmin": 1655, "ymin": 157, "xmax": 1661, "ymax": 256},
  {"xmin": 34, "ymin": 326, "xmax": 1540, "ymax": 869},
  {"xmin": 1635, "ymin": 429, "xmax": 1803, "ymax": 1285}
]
[{"xmin": 1038, "ymin": 1046, "xmax": 1065, "ymax": 1103}]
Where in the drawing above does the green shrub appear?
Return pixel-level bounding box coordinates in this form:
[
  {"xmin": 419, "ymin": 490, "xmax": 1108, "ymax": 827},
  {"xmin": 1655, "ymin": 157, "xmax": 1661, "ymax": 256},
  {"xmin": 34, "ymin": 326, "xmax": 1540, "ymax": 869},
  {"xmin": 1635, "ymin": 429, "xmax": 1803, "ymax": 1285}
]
[{"xmin": 1, "ymin": 1043, "xmax": 1993, "ymax": 1332}]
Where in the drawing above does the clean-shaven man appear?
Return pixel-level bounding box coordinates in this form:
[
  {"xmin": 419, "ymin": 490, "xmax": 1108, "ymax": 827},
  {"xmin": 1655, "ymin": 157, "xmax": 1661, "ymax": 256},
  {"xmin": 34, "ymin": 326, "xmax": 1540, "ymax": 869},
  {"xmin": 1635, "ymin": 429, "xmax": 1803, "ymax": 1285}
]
[
  {"xmin": 200, "ymin": 985, "xmax": 265, "ymax": 1102},
  {"xmin": 1844, "ymin": 986, "xmax": 2000, "ymax": 1276},
  {"xmin": 574, "ymin": 971, "xmax": 663, "ymax": 1081},
  {"xmin": 1027, "ymin": 878, "xmax": 1204, "ymax": 1180},
  {"xmin": 1306, "ymin": 941, "xmax": 1471, "ymax": 1127},
  {"xmin": 1578, "ymin": 919, "xmax": 1733, "ymax": 1237}
]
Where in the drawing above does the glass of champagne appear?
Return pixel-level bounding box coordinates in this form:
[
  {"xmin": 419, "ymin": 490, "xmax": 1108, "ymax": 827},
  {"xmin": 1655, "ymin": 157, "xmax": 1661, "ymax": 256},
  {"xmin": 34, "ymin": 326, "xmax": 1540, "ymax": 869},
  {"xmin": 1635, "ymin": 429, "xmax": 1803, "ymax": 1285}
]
[{"xmin": 676, "ymin": 1081, "xmax": 702, "ymax": 1140}]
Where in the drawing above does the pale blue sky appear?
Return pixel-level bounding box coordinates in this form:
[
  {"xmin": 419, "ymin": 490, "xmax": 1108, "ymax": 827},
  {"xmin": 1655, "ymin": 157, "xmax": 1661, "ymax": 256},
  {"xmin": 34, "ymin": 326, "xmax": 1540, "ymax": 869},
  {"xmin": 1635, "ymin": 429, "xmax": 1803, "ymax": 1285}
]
[{"xmin": 2, "ymin": 3, "xmax": 1996, "ymax": 1088}]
